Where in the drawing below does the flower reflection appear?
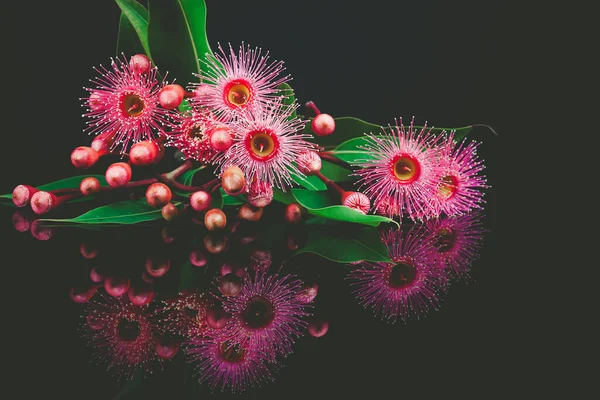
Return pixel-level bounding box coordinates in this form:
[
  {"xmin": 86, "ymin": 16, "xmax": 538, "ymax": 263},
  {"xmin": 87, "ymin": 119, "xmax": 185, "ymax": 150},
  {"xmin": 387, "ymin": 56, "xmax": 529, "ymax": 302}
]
[
  {"xmin": 348, "ymin": 227, "xmax": 447, "ymax": 323},
  {"xmin": 2, "ymin": 207, "xmax": 484, "ymax": 393},
  {"xmin": 426, "ymin": 211, "xmax": 485, "ymax": 280},
  {"xmin": 82, "ymin": 294, "xmax": 160, "ymax": 379}
]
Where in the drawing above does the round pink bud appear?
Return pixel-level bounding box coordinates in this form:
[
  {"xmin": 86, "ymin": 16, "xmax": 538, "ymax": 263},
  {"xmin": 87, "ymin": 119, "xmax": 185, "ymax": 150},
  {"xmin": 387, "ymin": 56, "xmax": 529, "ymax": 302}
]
[
  {"xmin": 207, "ymin": 306, "xmax": 230, "ymax": 329},
  {"xmin": 104, "ymin": 276, "xmax": 130, "ymax": 298},
  {"xmin": 238, "ymin": 204, "xmax": 263, "ymax": 222},
  {"xmin": 308, "ymin": 318, "xmax": 329, "ymax": 338},
  {"xmin": 30, "ymin": 191, "xmax": 57, "ymax": 215},
  {"xmin": 129, "ymin": 54, "xmax": 151, "ymax": 75},
  {"xmin": 297, "ymin": 151, "xmax": 322, "ymax": 175},
  {"xmin": 12, "ymin": 185, "xmax": 38, "ymax": 208},
  {"xmin": 342, "ymin": 192, "xmax": 371, "ymax": 215},
  {"xmin": 285, "ymin": 203, "xmax": 303, "ymax": 224},
  {"xmin": 204, "ymin": 234, "xmax": 227, "ymax": 254},
  {"xmin": 189, "ymin": 249, "xmax": 208, "ymax": 267},
  {"xmin": 89, "ymin": 267, "xmax": 104, "ymax": 283},
  {"xmin": 129, "ymin": 141, "xmax": 159, "ymax": 166},
  {"xmin": 247, "ymin": 179, "xmax": 273, "ymax": 208},
  {"xmin": 297, "ymin": 282, "xmax": 319, "ymax": 304},
  {"xmin": 221, "ymin": 165, "xmax": 246, "ymax": 196},
  {"xmin": 70, "ymin": 284, "xmax": 99, "ymax": 304},
  {"xmin": 161, "ymin": 203, "xmax": 179, "ymax": 221},
  {"xmin": 80, "ymin": 177, "xmax": 101, "ymax": 196},
  {"xmin": 312, "ymin": 113, "xmax": 336, "ymax": 136},
  {"xmin": 158, "ymin": 84, "xmax": 185, "ymax": 109},
  {"xmin": 145, "ymin": 257, "xmax": 170, "ymax": 278},
  {"xmin": 204, "ymin": 208, "xmax": 227, "ymax": 231},
  {"xmin": 71, "ymin": 146, "xmax": 99, "ymax": 169},
  {"xmin": 30, "ymin": 220, "xmax": 54, "ymax": 241},
  {"xmin": 209, "ymin": 127, "xmax": 234, "ymax": 152},
  {"xmin": 145, "ymin": 183, "xmax": 172, "ymax": 208},
  {"xmin": 155, "ymin": 339, "xmax": 179, "ymax": 360},
  {"xmin": 190, "ymin": 191, "xmax": 211, "ymax": 212},
  {"xmin": 218, "ymin": 273, "xmax": 243, "ymax": 297},
  {"xmin": 88, "ymin": 91, "xmax": 104, "ymax": 111},
  {"xmin": 105, "ymin": 162, "xmax": 132, "ymax": 187},
  {"xmin": 127, "ymin": 285, "xmax": 155, "ymax": 306},
  {"xmin": 12, "ymin": 212, "xmax": 31, "ymax": 232},
  {"xmin": 91, "ymin": 135, "xmax": 113, "ymax": 156},
  {"xmin": 80, "ymin": 242, "xmax": 98, "ymax": 259}
]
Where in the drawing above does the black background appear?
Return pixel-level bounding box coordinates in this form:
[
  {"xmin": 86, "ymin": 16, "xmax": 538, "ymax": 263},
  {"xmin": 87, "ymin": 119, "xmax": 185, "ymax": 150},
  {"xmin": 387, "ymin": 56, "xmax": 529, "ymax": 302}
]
[{"xmin": 0, "ymin": 0, "xmax": 554, "ymax": 399}]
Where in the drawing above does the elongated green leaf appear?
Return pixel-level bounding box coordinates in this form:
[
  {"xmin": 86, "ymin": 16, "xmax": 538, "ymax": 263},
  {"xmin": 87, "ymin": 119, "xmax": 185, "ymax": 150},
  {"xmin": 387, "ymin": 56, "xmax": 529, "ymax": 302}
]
[
  {"xmin": 303, "ymin": 116, "xmax": 473, "ymax": 147},
  {"xmin": 331, "ymin": 122, "xmax": 474, "ymax": 164},
  {"xmin": 0, "ymin": 175, "xmax": 108, "ymax": 201},
  {"xmin": 116, "ymin": 13, "xmax": 145, "ymax": 56},
  {"xmin": 272, "ymin": 188, "xmax": 295, "ymax": 205},
  {"xmin": 290, "ymin": 170, "xmax": 326, "ymax": 191},
  {"xmin": 222, "ymin": 188, "xmax": 245, "ymax": 206},
  {"xmin": 320, "ymin": 159, "xmax": 353, "ymax": 182},
  {"xmin": 179, "ymin": 166, "xmax": 205, "ymax": 186},
  {"xmin": 115, "ymin": 0, "xmax": 151, "ymax": 58},
  {"xmin": 291, "ymin": 189, "xmax": 398, "ymax": 227},
  {"xmin": 148, "ymin": 0, "xmax": 212, "ymax": 82},
  {"xmin": 294, "ymin": 226, "xmax": 391, "ymax": 263},
  {"xmin": 41, "ymin": 199, "xmax": 181, "ymax": 225},
  {"xmin": 277, "ymin": 83, "xmax": 297, "ymax": 118}
]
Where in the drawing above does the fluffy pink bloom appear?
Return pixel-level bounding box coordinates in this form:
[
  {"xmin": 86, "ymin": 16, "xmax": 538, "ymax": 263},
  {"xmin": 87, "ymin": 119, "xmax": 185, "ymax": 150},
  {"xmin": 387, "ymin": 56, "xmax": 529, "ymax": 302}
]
[
  {"xmin": 186, "ymin": 333, "xmax": 278, "ymax": 393},
  {"xmin": 193, "ymin": 43, "xmax": 290, "ymax": 118},
  {"xmin": 156, "ymin": 290, "xmax": 213, "ymax": 338},
  {"xmin": 83, "ymin": 55, "xmax": 171, "ymax": 152},
  {"xmin": 82, "ymin": 294, "xmax": 159, "ymax": 379},
  {"xmin": 435, "ymin": 133, "xmax": 488, "ymax": 216},
  {"xmin": 215, "ymin": 102, "xmax": 311, "ymax": 190},
  {"xmin": 426, "ymin": 212, "xmax": 485, "ymax": 279},
  {"xmin": 354, "ymin": 118, "xmax": 444, "ymax": 220},
  {"xmin": 348, "ymin": 227, "xmax": 447, "ymax": 323},
  {"xmin": 220, "ymin": 271, "xmax": 310, "ymax": 361},
  {"xmin": 166, "ymin": 109, "xmax": 222, "ymax": 163}
]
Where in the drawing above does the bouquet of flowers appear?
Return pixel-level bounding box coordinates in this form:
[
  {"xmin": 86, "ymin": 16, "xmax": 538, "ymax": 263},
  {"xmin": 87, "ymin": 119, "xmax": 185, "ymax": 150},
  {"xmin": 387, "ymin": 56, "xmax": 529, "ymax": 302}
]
[{"xmin": 3, "ymin": 1, "xmax": 493, "ymax": 393}]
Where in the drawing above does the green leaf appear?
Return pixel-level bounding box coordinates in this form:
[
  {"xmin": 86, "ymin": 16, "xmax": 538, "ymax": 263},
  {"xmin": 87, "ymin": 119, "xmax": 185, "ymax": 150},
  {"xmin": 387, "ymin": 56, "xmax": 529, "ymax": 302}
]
[
  {"xmin": 272, "ymin": 188, "xmax": 295, "ymax": 205},
  {"xmin": 40, "ymin": 199, "xmax": 181, "ymax": 225},
  {"xmin": 320, "ymin": 159, "xmax": 353, "ymax": 182},
  {"xmin": 291, "ymin": 189, "xmax": 398, "ymax": 227},
  {"xmin": 294, "ymin": 226, "xmax": 391, "ymax": 263},
  {"xmin": 114, "ymin": 0, "xmax": 151, "ymax": 58},
  {"xmin": 0, "ymin": 175, "xmax": 108, "ymax": 201},
  {"xmin": 221, "ymin": 188, "xmax": 245, "ymax": 206},
  {"xmin": 116, "ymin": 12, "xmax": 146, "ymax": 56},
  {"xmin": 290, "ymin": 170, "xmax": 326, "ymax": 191},
  {"xmin": 331, "ymin": 123, "xmax": 475, "ymax": 164},
  {"xmin": 179, "ymin": 166, "xmax": 205, "ymax": 186},
  {"xmin": 210, "ymin": 188, "xmax": 222, "ymax": 209},
  {"xmin": 148, "ymin": 0, "xmax": 212, "ymax": 82},
  {"xmin": 303, "ymin": 116, "xmax": 473, "ymax": 147},
  {"xmin": 276, "ymin": 83, "xmax": 297, "ymax": 118}
]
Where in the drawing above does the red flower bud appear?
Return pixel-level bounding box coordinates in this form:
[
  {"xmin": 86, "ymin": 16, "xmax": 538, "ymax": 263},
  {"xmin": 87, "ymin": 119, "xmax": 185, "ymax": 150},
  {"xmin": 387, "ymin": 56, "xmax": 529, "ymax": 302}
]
[
  {"xmin": 161, "ymin": 202, "xmax": 179, "ymax": 221},
  {"xmin": 190, "ymin": 191, "xmax": 211, "ymax": 212},
  {"xmin": 146, "ymin": 183, "xmax": 172, "ymax": 208},
  {"xmin": 71, "ymin": 146, "xmax": 99, "ymax": 169},
  {"xmin": 204, "ymin": 208, "xmax": 227, "ymax": 231},
  {"xmin": 158, "ymin": 84, "xmax": 185, "ymax": 109},
  {"xmin": 129, "ymin": 140, "xmax": 159, "ymax": 166},
  {"xmin": 209, "ymin": 126, "xmax": 234, "ymax": 152},
  {"xmin": 12, "ymin": 185, "xmax": 38, "ymax": 207},
  {"xmin": 284, "ymin": 203, "xmax": 303, "ymax": 224},
  {"xmin": 312, "ymin": 113, "xmax": 336, "ymax": 136},
  {"xmin": 80, "ymin": 177, "xmax": 101, "ymax": 196},
  {"xmin": 105, "ymin": 162, "xmax": 132, "ymax": 187},
  {"xmin": 129, "ymin": 54, "xmax": 151, "ymax": 75},
  {"xmin": 238, "ymin": 204, "xmax": 263, "ymax": 222},
  {"xmin": 221, "ymin": 165, "xmax": 246, "ymax": 196}
]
